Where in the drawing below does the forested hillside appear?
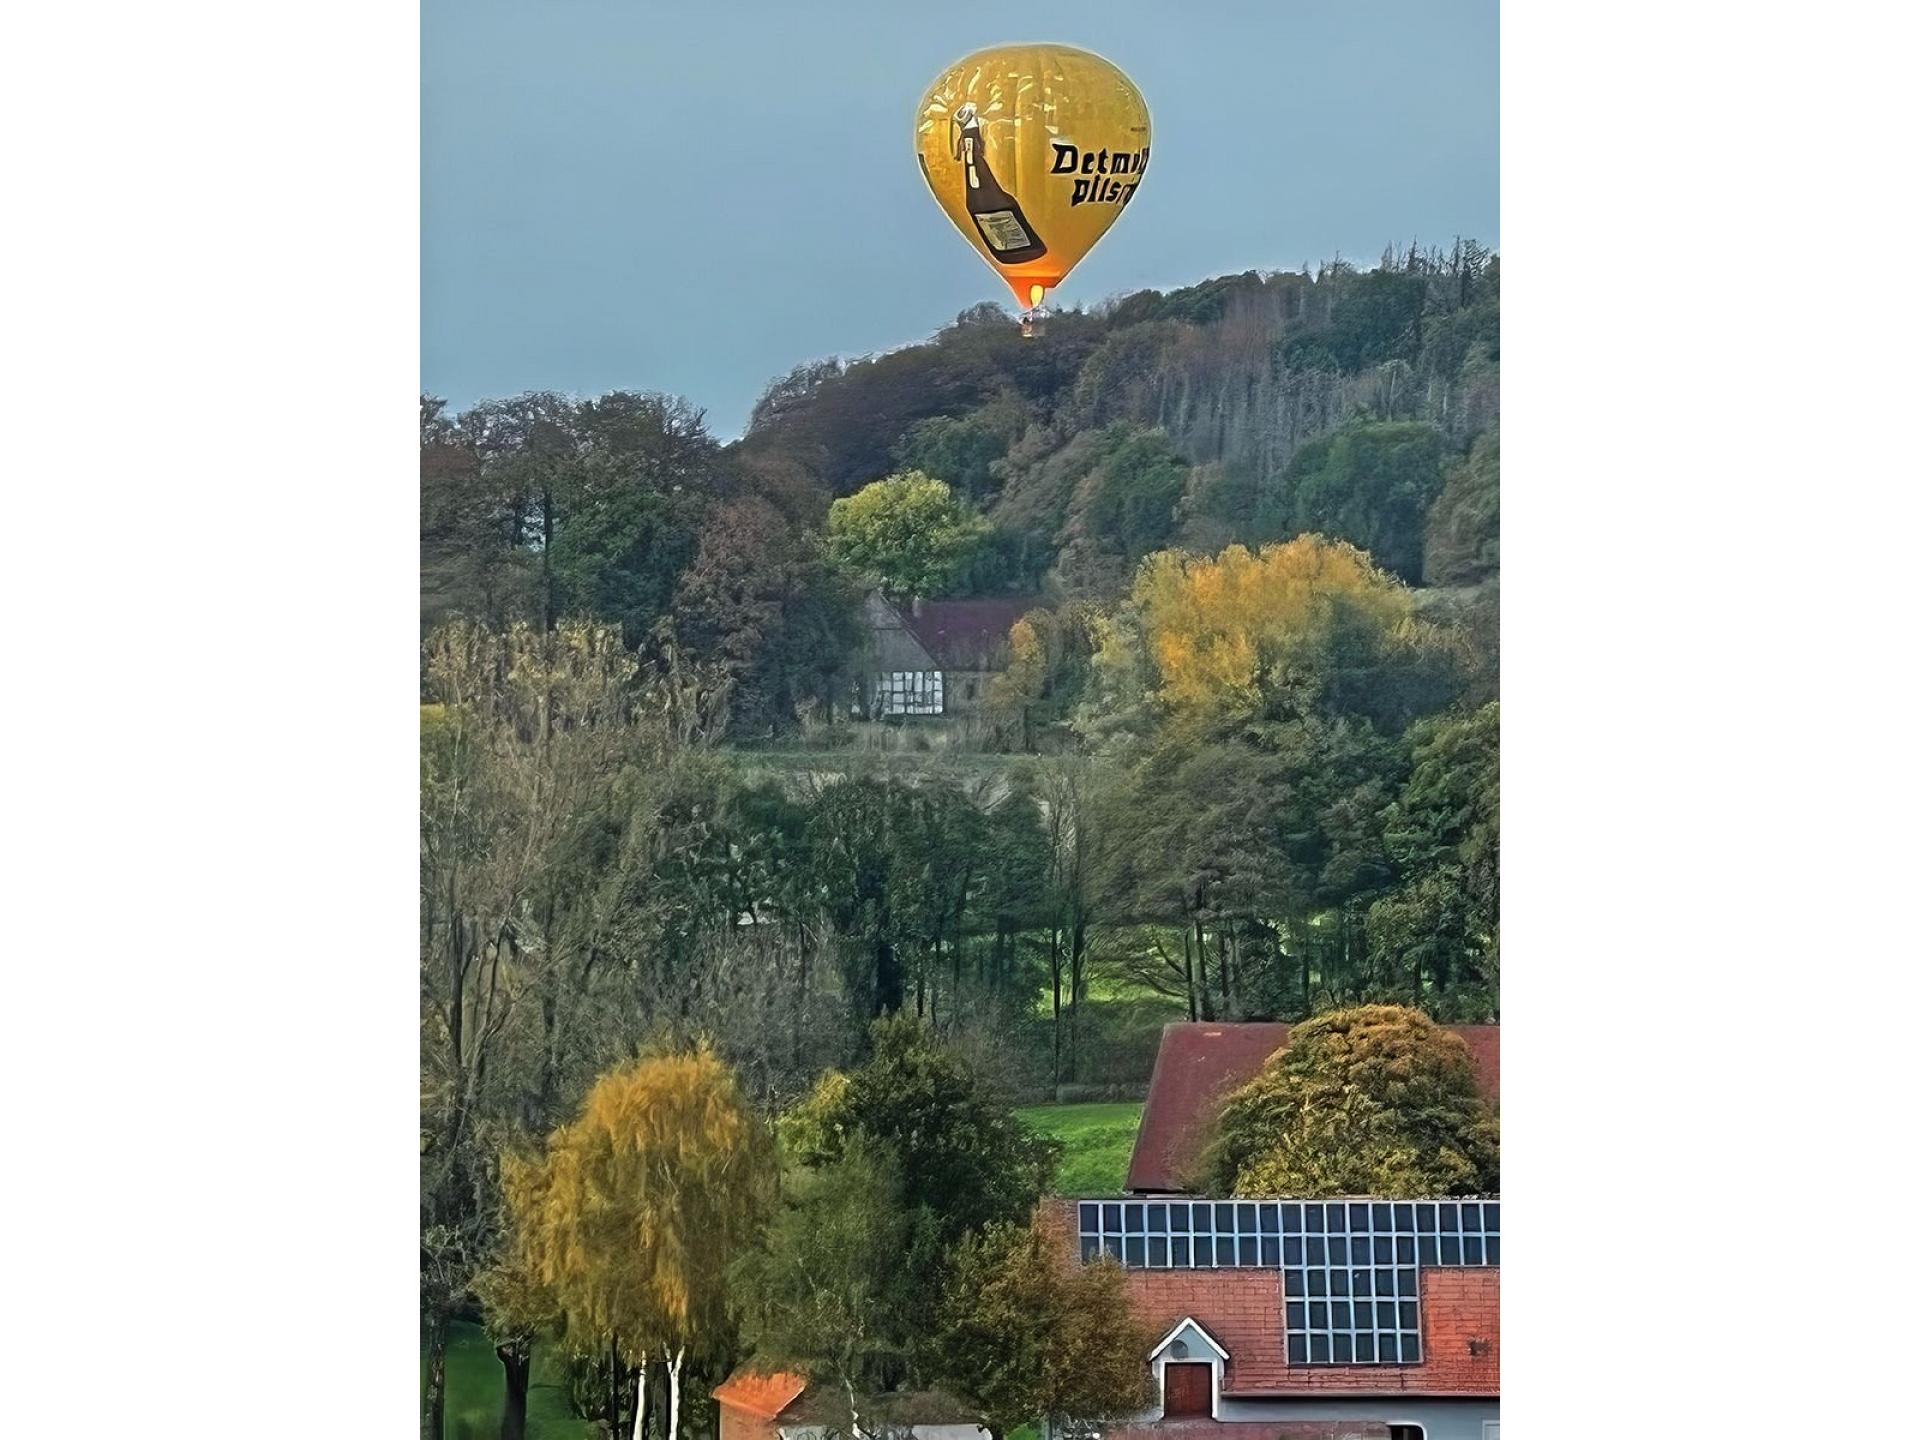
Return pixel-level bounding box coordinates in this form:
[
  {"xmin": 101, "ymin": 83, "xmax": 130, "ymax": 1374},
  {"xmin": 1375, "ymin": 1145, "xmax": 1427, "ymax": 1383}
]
[
  {"xmin": 425, "ymin": 241, "xmax": 1497, "ymax": 641},
  {"xmin": 422, "ymin": 240, "xmax": 1498, "ymax": 1059},
  {"xmin": 422, "ymin": 240, "xmax": 1499, "ymax": 1434}
]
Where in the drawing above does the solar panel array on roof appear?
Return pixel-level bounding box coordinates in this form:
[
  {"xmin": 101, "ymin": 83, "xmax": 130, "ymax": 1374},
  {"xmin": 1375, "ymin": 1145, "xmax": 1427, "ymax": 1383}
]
[{"xmin": 1076, "ymin": 1198, "xmax": 1499, "ymax": 1367}]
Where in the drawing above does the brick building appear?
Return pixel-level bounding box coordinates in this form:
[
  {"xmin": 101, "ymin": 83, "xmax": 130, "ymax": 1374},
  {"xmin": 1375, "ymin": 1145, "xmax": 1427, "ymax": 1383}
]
[
  {"xmin": 1068, "ymin": 1196, "xmax": 1498, "ymax": 1440},
  {"xmin": 1066, "ymin": 1021, "xmax": 1501, "ymax": 1440},
  {"xmin": 717, "ymin": 1022, "xmax": 1500, "ymax": 1440}
]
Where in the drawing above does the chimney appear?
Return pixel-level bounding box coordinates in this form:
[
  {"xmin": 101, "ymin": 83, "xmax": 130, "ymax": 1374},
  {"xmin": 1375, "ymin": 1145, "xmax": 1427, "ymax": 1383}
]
[{"xmin": 911, "ymin": 595, "xmax": 924, "ymax": 618}]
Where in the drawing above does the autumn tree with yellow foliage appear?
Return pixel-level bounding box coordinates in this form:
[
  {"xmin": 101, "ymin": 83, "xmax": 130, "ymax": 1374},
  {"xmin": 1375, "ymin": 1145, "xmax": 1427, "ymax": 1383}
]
[
  {"xmin": 1082, "ymin": 536, "xmax": 1478, "ymax": 1023},
  {"xmin": 1127, "ymin": 535, "xmax": 1431, "ymax": 728},
  {"xmin": 502, "ymin": 1046, "xmax": 776, "ymax": 1440}
]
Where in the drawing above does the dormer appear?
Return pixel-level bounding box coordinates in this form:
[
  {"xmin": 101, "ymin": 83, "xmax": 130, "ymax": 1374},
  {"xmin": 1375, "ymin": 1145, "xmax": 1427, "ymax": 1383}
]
[{"xmin": 1147, "ymin": 1317, "xmax": 1228, "ymax": 1420}]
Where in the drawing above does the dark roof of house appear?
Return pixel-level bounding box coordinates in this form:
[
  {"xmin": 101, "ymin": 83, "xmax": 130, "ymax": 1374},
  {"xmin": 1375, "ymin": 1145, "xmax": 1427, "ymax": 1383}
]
[
  {"xmin": 902, "ymin": 596, "xmax": 1042, "ymax": 669},
  {"xmin": 1125, "ymin": 1022, "xmax": 1501, "ymax": 1194}
]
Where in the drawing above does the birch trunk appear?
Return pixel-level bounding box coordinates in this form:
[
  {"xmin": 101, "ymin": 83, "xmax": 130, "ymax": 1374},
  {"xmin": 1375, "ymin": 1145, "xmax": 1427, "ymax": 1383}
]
[
  {"xmin": 666, "ymin": 1346, "xmax": 685, "ymax": 1440},
  {"xmin": 844, "ymin": 1377, "xmax": 864, "ymax": 1440}
]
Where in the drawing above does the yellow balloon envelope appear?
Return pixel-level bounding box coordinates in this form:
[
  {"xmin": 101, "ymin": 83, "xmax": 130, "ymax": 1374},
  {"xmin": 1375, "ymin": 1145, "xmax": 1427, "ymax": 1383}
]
[{"xmin": 914, "ymin": 44, "xmax": 1151, "ymax": 315}]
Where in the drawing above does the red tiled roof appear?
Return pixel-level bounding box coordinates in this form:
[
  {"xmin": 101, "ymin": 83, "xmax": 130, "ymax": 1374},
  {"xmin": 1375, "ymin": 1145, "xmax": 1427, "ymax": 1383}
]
[
  {"xmin": 1125, "ymin": 1023, "xmax": 1501, "ymax": 1194},
  {"xmin": 902, "ymin": 597, "xmax": 1042, "ymax": 668},
  {"xmin": 711, "ymin": 1371, "xmax": 807, "ymax": 1421},
  {"xmin": 1130, "ymin": 1267, "xmax": 1290, "ymax": 1392}
]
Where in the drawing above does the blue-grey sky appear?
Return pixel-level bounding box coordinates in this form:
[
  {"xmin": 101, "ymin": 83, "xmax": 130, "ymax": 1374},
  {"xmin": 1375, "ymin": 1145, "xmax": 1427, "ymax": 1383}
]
[{"xmin": 423, "ymin": 0, "xmax": 1497, "ymax": 438}]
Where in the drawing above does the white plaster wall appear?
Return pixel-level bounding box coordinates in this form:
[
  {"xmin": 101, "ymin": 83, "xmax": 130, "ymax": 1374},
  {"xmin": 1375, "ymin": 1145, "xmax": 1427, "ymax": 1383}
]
[
  {"xmin": 781, "ymin": 1425, "xmax": 989, "ymax": 1440},
  {"xmin": 1212, "ymin": 1395, "xmax": 1497, "ymax": 1440}
]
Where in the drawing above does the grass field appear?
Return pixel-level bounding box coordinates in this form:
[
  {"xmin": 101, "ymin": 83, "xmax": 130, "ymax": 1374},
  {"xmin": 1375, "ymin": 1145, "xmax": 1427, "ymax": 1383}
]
[
  {"xmin": 1015, "ymin": 1100, "xmax": 1144, "ymax": 1196},
  {"xmin": 431, "ymin": 1319, "xmax": 592, "ymax": 1440}
]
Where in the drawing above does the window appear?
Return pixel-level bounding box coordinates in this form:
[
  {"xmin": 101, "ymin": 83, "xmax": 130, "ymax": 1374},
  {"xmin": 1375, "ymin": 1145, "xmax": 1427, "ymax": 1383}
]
[
  {"xmin": 876, "ymin": 670, "xmax": 943, "ymax": 716},
  {"xmin": 1388, "ymin": 1427, "xmax": 1425, "ymax": 1440}
]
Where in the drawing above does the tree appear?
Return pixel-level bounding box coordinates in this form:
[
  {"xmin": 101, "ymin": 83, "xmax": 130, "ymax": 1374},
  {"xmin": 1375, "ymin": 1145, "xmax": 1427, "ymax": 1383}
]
[
  {"xmin": 893, "ymin": 409, "xmax": 1017, "ymax": 505},
  {"xmin": 985, "ymin": 603, "xmax": 1104, "ymax": 750},
  {"xmin": 421, "ymin": 394, "xmax": 536, "ymax": 633},
  {"xmin": 792, "ymin": 1017, "xmax": 1058, "ymax": 1247},
  {"xmin": 1077, "ymin": 531, "xmax": 1482, "ymax": 1023},
  {"xmin": 444, "ymin": 390, "xmax": 726, "ymax": 644},
  {"xmin": 1424, "ymin": 428, "xmax": 1499, "ymax": 586},
  {"xmin": 548, "ymin": 482, "xmax": 706, "ymax": 647},
  {"xmin": 449, "ymin": 390, "xmax": 583, "ymax": 632},
  {"xmin": 1124, "ymin": 536, "xmax": 1419, "ymax": 728},
  {"xmin": 731, "ymin": 1141, "xmax": 933, "ymax": 1434},
  {"xmin": 671, "ymin": 497, "xmax": 861, "ymax": 732},
  {"xmin": 420, "ymin": 619, "xmax": 652, "ymax": 1433},
  {"xmin": 924, "ymin": 1208, "xmax": 1152, "ymax": 1440},
  {"xmin": 1034, "ymin": 759, "xmax": 1098, "ymax": 1086},
  {"xmin": 803, "ymin": 779, "xmax": 915, "ymax": 1019},
  {"xmin": 505, "ymin": 1046, "xmax": 777, "ymax": 1440},
  {"xmin": 1368, "ymin": 702, "xmax": 1500, "ymax": 1010},
  {"xmin": 1203, "ymin": 1005, "xmax": 1498, "ymax": 1197},
  {"xmin": 549, "ymin": 393, "xmax": 729, "ymax": 645},
  {"xmin": 1077, "ymin": 427, "xmax": 1189, "ymax": 562},
  {"xmin": 826, "ymin": 471, "xmax": 989, "ymax": 598},
  {"xmin": 472, "ymin": 1247, "xmax": 558, "ymax": 1440},
  {"xmin": 1281, "ymin": 267, "xmax": 1427, "ymax": 374},
  {"xmin": 1095, "ymin": 721, "xmax": 1403, "ymax": 1022},
  {"xmin": 1274, "ymin": 422, "xmax": 1451, "ymax": 583},
  {"xmin": 420, "ymin": 1223, "xmax": 467, "ymax": 1440},
  {"xmin": 795, "ymin": 774, "xmax": 1038, "ymax": 1027},
  {"xmin": 419, "ymin": 618, "xmax": 648, "ymax": 1125}
]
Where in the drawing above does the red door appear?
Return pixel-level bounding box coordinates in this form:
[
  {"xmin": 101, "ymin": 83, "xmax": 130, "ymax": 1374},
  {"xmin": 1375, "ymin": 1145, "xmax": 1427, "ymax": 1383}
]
[{"xmin": 1163, "ymin": 1362, "xmax": 1211, "ymax": 1417}]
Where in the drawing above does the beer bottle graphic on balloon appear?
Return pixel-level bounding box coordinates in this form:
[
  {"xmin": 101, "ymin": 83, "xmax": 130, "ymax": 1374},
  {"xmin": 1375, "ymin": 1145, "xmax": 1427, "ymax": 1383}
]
[{"xmin": 951, "ymin": 102, "xmax": 1048, "ymax": 264}]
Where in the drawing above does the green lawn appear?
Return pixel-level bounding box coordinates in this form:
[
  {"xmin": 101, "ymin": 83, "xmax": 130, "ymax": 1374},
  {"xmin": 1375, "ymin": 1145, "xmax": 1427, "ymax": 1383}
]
[
  {"xmin": 1016, "ymin": 1101, "xmax": 1143, "ymax": 1196},
  {"xmin": 431, "ymin": 1319, "xmax": 592, "ymax": 1440}
]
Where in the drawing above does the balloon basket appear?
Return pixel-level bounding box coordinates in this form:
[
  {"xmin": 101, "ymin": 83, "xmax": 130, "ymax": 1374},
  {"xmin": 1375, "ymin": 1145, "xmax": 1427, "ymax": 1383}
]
[{"xmin": 1019, "ymin": 306, "xmax": 1051, "ymax": 340}]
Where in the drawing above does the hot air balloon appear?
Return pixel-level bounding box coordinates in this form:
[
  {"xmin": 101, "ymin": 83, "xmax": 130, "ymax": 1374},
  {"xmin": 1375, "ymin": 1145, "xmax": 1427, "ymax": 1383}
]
[{"xmin": 914, "ymin": 43, "xmax": 1151, "ymax": 335}]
